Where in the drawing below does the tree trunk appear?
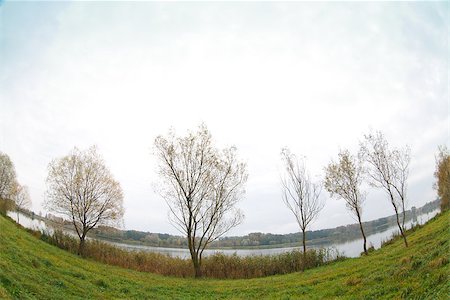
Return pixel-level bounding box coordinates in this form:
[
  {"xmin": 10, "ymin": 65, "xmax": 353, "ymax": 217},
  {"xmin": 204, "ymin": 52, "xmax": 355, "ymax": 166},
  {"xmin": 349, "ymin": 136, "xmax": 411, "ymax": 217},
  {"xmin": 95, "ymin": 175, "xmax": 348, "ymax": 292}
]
[
  {"xmin": 401, "ymin": 201, "xmax": 406, "ymax": 232},
  {"xmin": 394, "ymin": 209, "xmax": 408, "ymax": 247},
  {"xmin": 302, "ymin": 229, "xmax": 307, "ymax": 255},
  {"xmin": 356, "ymin": 212, "xmax": 369, "ymax": 255},
  {"xmin": 193, "ymin": 255, "xmax": 202, "ymax": 278},
  {"xmin": 390, "ymin": 192, "xmax": 408, "ymax": 247},
  {"xmin": 301, "ymin": 229, "xmax": 307, "ymax": 271},
  {"xmin": 187, "ymin": 234, "xmax": 202, "ymax": 278},
  {"xmin": 78, "ymin": 236, "xmax": 86, "ymax": 256},
  {"xmin": 17, "ymin": 211, "xmax": 19, "ymax": 223}
]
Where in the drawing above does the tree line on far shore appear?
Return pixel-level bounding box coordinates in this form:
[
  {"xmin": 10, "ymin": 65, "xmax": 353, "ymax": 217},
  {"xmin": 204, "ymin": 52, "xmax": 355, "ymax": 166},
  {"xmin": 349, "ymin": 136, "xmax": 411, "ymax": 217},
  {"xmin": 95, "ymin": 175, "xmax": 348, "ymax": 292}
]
[
  {"xmin": 0, "ymin": 124, "xmax": 448, "ymax": 278},
  {"xmin": 51, "ymin": 198, "xmax": 438, "ymax": 249}
]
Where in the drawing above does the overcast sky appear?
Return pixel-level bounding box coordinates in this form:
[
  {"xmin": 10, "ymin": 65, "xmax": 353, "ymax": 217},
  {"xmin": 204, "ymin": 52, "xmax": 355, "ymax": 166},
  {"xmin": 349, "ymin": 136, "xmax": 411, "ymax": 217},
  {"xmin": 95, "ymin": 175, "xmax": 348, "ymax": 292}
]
[{"xmin": 1, "ymin": 1, "xmax": 448, "ymax": 236}]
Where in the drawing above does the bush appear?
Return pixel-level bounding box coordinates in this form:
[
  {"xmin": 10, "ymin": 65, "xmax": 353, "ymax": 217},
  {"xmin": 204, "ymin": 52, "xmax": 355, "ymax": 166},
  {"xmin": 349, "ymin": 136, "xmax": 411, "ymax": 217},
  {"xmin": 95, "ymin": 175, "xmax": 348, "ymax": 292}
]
[{"xmin": 0, "ymin": 198, "xmax": 14, "ymax": 216}]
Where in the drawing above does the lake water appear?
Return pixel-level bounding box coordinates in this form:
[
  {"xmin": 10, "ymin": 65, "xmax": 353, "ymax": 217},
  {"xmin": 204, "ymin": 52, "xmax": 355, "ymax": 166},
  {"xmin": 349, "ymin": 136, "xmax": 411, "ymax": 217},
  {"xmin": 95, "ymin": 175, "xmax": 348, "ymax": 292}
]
[
  {"xmin": 7, "ymin": 211, "xmax": 50, "ymax": 233},
  {"xmin": 7, "ymin": 209, "xmax": 439, "ymax": 259},
  {"xmin": 330, "ymin": 210, "xmax": 439, "ymax": 257}
]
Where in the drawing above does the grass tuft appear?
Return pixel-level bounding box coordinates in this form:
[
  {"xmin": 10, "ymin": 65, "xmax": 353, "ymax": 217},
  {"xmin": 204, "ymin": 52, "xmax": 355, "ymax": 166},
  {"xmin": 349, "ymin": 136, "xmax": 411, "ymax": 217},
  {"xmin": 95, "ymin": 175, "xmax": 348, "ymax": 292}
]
[
  {"xmin": 428, "ymin": 257, "xmax": 448, "ymax": 269},
  {"xmin": 95, "ymin": 279, "xmax": 108, "ymax": 289},
  {"xmin": 345, "ymin": 276, "xmax": 362, "ymax": 286}
]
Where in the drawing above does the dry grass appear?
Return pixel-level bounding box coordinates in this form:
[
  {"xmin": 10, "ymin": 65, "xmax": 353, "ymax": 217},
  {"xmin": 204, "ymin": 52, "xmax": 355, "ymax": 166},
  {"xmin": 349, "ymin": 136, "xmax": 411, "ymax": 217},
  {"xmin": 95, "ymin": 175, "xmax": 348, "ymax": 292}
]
[{"xmin": 41, "ymin": 230, "xmax": 340, "ymax": 279}]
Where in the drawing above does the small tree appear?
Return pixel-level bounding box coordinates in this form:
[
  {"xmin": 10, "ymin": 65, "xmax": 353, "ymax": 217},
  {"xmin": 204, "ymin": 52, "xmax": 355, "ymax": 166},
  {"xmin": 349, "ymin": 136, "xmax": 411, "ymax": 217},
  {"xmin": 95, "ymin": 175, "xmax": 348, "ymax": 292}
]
[
  {"xmin": 0, "ymin": 151, "xmax": 17, "ymax": 201},
  {"xmin": 12, "ymin": 184, "xmax": 31, "ymax": 222},
  {"xmin": 280, "ymin": 148, "xmax": 324, "ymax": 256},
  {"xmin": 154, "ymin": 125, "xmax": 247, "ymax": 278},
  {"xmin": 434, "ymin": 145, "xmax": 449, "ymax": 211},
  {"xmin": 324, "ymin": 149, "xmax": 368, "ymax": 255},
  {"xmin": 45, "ymin": 146, "xmax": 124, "ymax": 255},
  {"xmin": 360, "ymin": 131, "xmax": 410, "ymax": 247}
]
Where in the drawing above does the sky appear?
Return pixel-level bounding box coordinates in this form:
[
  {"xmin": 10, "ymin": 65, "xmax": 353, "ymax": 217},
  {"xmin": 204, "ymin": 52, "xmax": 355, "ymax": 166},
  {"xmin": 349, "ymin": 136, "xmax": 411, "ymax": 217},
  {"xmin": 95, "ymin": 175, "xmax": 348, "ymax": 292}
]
[{"xmin": 0, "ymin": 1, "xmax": 448, "ymax": 236}]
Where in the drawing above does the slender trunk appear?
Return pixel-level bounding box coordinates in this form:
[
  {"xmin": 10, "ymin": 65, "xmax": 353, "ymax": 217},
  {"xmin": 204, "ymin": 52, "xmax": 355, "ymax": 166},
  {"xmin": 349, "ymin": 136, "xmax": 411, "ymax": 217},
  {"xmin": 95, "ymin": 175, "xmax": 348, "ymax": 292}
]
[
  {"xmin": 391, "ymin": 202, "xmax": 408, "ymax": 247},
  {"xmin": 401, "ymin": 200, "xmax": 406, "ymax": 231},
  {"xmin": 301, "ymin": 229, "xmax": 307, "ymax": 271},
  {"xmin": 389, "ymin": 191, "xmax": 408, "ymax": 247},
  {"xmin": 394, "ymin": 208, "xmax": 408, "ymax": 247},
  {"xmin": 17, "ymin": 211, "xmax": 19, "ymax": 223},
  {"xmin": 78, "ymin": 235, "xmax": 86, "ymax": 256},
  {"xmin": 302, "ymin": 229, "xmax": 306, "ymax": 255},
  {"xmin": 357, "ymin": 215, "xmax": 367, "ymax": 255}
]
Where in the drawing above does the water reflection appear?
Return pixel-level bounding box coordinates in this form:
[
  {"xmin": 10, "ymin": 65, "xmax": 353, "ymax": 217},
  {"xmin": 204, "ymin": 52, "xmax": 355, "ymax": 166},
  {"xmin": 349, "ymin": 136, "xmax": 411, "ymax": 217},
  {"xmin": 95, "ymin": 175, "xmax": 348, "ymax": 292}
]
[{"xmin": 7, "ymin": 209, "xmax": 439, "ymax": 259}]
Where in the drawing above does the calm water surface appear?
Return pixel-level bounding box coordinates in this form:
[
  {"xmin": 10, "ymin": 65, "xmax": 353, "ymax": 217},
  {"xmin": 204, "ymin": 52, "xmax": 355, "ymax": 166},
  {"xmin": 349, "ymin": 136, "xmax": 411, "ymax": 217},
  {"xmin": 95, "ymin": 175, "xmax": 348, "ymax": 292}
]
[{"xmin": 8, "ymin": 209, "xmax": 439, "ymax": 259}]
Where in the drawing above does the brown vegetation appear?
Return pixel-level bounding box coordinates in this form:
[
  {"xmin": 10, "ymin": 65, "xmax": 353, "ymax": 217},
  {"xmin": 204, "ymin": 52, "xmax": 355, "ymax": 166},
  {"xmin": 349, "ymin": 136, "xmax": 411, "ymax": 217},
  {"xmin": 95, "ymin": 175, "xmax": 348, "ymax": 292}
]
[
  {"xmin": 40, "ymin": 230, "xmax": 341, "ymax": 279},
  {"xmin": 434, "ymin": 145, "xmax": 449, "ymax": 211}
]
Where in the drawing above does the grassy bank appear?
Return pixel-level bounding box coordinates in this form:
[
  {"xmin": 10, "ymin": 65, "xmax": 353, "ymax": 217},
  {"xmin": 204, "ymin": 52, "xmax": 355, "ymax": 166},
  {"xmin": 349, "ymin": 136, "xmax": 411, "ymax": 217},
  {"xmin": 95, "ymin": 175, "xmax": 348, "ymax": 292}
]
[{"xmin": 0, "ymin": 211, "xmax": 448, "ymax": 299}]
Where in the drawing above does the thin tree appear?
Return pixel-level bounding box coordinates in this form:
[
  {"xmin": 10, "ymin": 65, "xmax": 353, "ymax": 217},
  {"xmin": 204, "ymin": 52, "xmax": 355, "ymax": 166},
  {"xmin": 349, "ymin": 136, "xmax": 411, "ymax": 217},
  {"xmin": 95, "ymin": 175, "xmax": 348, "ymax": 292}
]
[
  {"xmin": 280, "ymin": 148, "xmax": 324, "ymax": 256},
  {"xmin": 154, "ymin": 125, "xmax": 247, "ymax": 278},
  {"xmin": 45, "ymin": 146, "xmax": 124, "ymax": 255},
  {"xmin": 434, "ymin": 145, "xmax": 449, "ymax": 211},
  {"xmin": 391, "ymin": 147, "xmax": 411, "ymax": 231},
  {"xmin": 0, "ymin": 151, "xmax": 17, "ymax": 201},
  {"xmin": 324, "ymin": 149, "xmax": 368, "ymax": 255},
  {"xmin": 360, "ymin": 131, "xmax": 410, "ymax": 247},
  {"xmin": 12, "ymin": 184, "xmax": 31, "ymax": 222}
]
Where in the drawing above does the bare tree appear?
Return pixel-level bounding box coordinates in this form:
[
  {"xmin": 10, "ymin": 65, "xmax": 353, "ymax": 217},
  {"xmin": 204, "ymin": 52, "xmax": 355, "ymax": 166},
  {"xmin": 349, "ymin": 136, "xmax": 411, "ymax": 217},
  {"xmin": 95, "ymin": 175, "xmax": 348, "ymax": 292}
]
[
  {"xmin": 45, "ymin": 146, "xmax": 124, "ymax": 255},
  {"xmin": 360, "ymin": 131, "xmax": 410, "ymax": 247},
  {"xmin": 324, "ymin": 149, "xmax": 368, "ymax": 255},
  {"xmin": 154, "ymin": 125, "xmax": 247, "ymax": 278},
  {"xmin": 12, "ymin": 184, "xmax": 31, "ymax": 222},
  {"xmin": 0, "ymin": 151, "xmax": 17, "ymax": 201},
  {"xmin": 280, "ymin": 148, "xmax": 324, "ymax": 256},
  {"xmin": 392, "ymin": 147, "xmax": 411, "ymax": 231}
]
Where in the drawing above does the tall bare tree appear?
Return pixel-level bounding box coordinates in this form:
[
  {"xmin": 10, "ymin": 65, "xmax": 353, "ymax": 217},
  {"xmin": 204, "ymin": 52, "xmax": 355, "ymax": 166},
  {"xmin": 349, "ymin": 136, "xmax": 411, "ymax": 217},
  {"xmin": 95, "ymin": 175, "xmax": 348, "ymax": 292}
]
[
  {"xmin": 45, "ymin": 146, "xmax": 124, "ymax": 255},
  {"xmin": 360, "ymin": 131, "xmax": 410, "ymax": 247},
  {"xmin": 280, "ymin": 148, "xmax": 324, "ymax": 255},
  {"xmin": 12, "ymin": 184, "xmax": 31, "ymax": 222},
  {"xmin": 0, "ymin": 151, "xmax": 17, "ymax": 201},
  {"xmin": 324, "ymin": 149, "xmax": 368, "ymax": 255},
  {"xmin": 154, "ymin": 125, "xmax": 247, "ymax": 278}
]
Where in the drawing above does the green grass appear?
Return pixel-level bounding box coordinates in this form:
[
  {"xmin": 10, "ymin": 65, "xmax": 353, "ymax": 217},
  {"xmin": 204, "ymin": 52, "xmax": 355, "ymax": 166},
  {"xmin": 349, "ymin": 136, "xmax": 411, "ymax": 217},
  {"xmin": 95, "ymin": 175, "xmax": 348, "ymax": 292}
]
[{"xmin": 0, "ymin": 211, "xmax": 449, "ymax": 299}]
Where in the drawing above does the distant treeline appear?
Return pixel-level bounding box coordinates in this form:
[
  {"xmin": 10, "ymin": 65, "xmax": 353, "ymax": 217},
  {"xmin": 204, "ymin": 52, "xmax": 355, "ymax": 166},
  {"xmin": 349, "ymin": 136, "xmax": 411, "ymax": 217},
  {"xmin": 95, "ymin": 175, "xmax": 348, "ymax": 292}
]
[{"xmin": 80, "ymin": 199, "xmax": 439, "ymax": 249}]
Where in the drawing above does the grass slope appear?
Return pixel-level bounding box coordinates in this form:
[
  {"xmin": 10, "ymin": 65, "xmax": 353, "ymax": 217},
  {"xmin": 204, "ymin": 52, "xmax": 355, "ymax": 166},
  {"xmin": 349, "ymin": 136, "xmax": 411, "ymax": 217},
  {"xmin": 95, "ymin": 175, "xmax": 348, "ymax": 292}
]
[{"xmin": 0, "ymin": 212, "xmax": 448, "ymax": 299}]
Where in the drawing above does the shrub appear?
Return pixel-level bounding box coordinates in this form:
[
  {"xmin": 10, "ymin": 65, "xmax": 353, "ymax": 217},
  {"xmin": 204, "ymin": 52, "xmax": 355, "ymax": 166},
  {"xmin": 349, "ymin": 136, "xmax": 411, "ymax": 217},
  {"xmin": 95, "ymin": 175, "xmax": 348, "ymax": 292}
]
[{"xmin": 0, "ymin": 198, "xmax": 14, "ymax": 216}]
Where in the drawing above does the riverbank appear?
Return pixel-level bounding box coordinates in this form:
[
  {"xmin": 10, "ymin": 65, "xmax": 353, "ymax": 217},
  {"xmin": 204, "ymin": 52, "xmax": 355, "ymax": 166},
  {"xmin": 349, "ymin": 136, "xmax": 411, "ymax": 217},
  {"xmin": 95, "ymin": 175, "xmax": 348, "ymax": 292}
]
[
  {"xmin": 1, "ymin": 210, "xmax": 448, "ymax": 298},
  {"xmin": 8, "ymin": 207, "xmax": 440, "ymax": 259}
]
